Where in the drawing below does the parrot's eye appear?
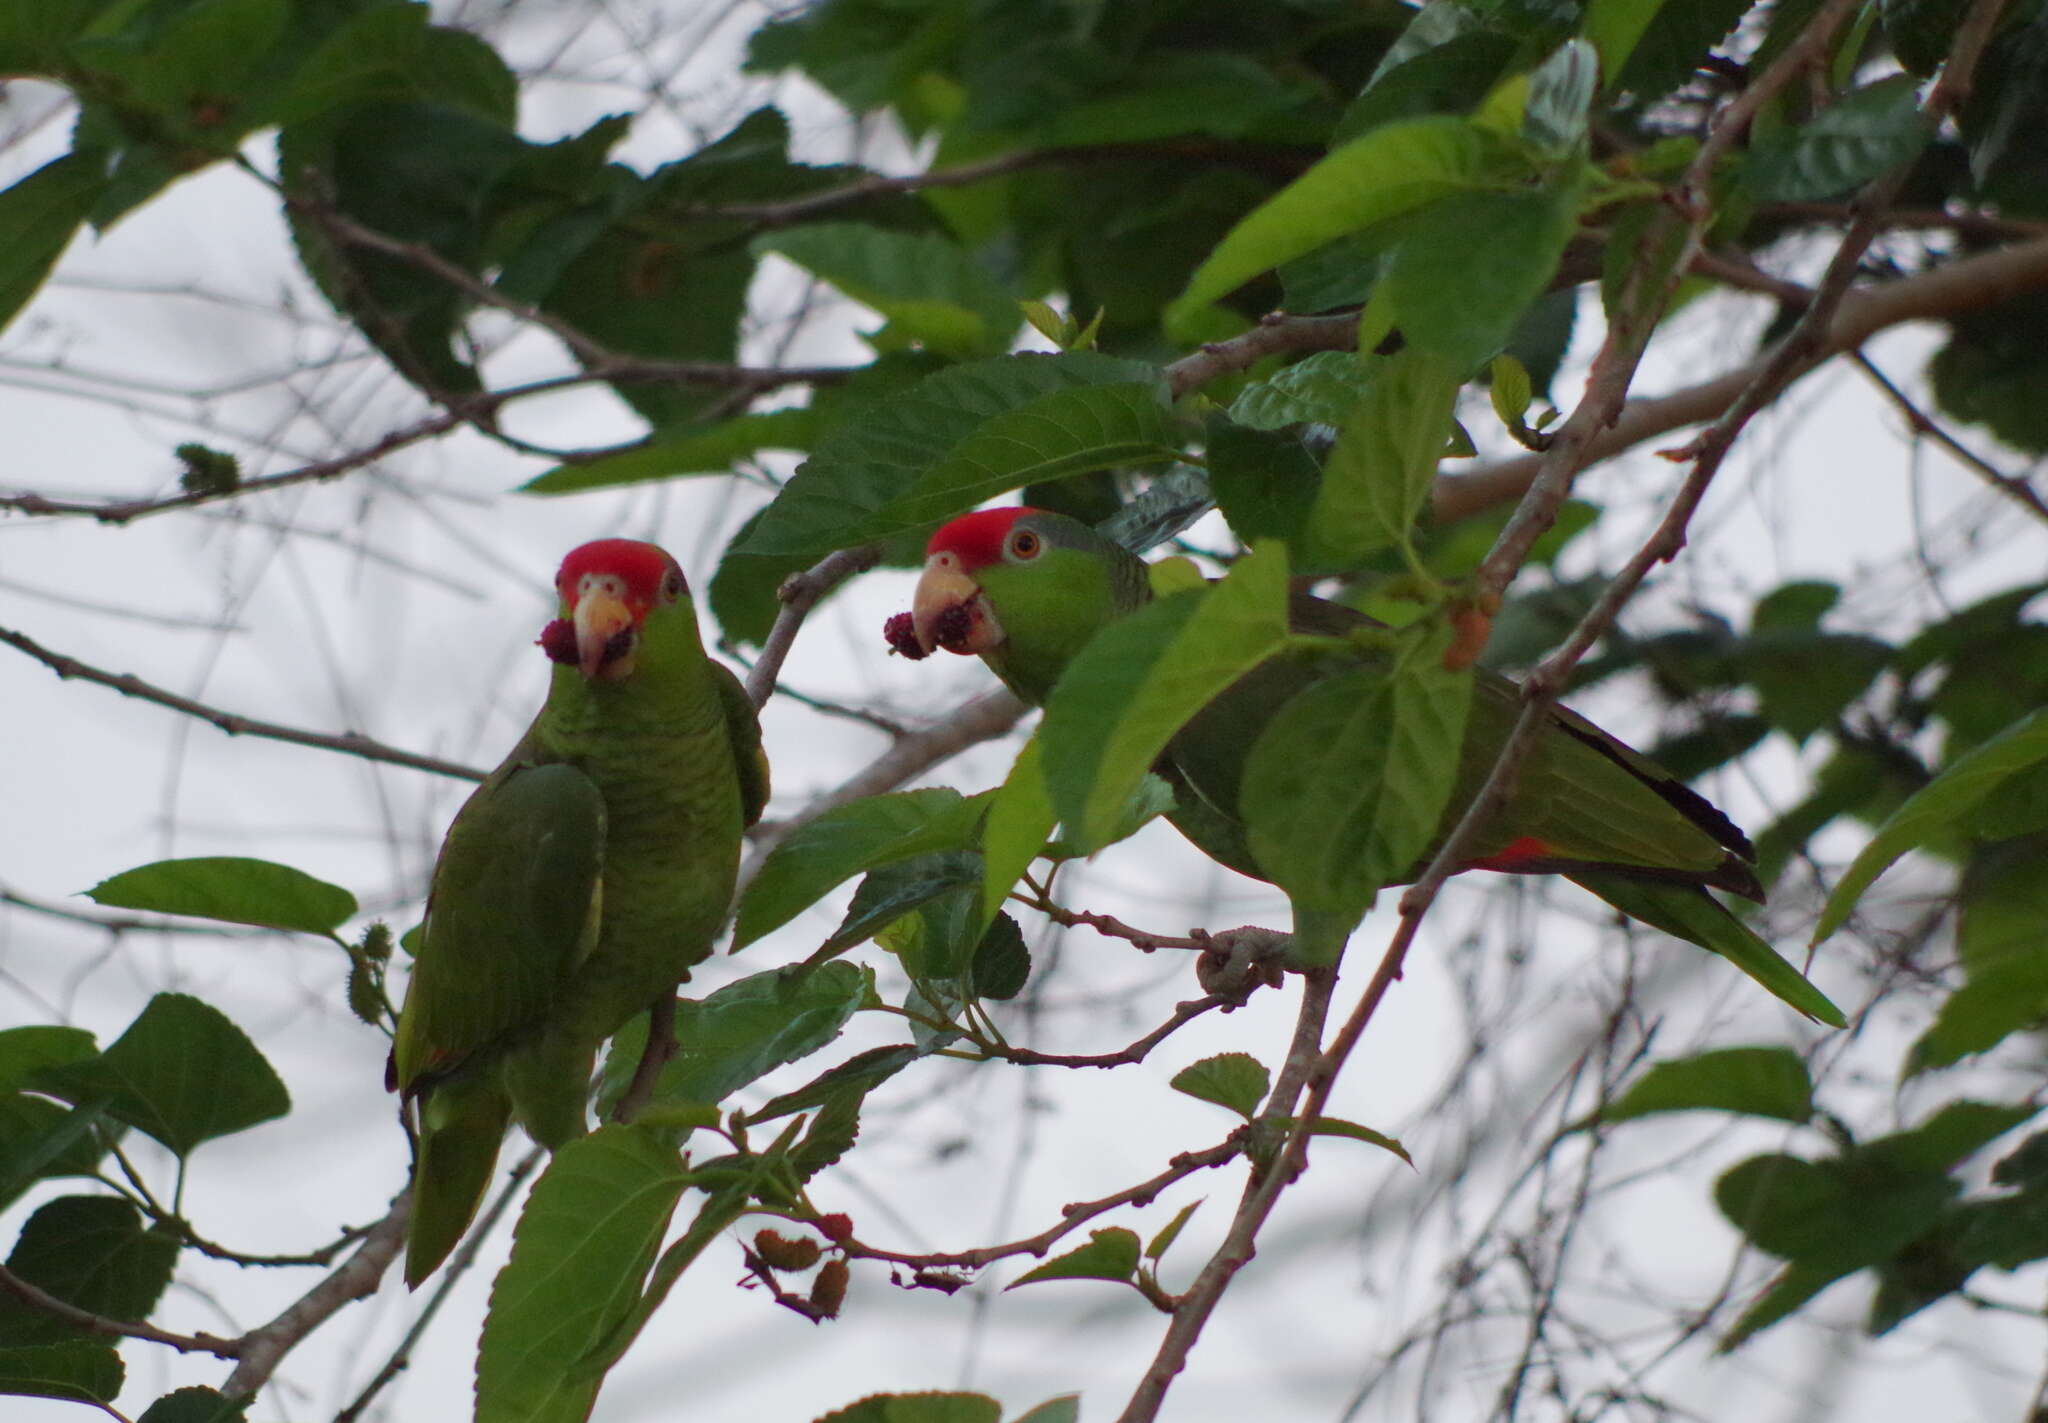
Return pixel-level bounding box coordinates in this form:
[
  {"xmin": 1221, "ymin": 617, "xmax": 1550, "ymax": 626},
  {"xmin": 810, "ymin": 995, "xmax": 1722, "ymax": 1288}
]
[
  {"xmin": 1008, "ymin": 529, "xmax": 1041, "ymax": 559},
  {"xmin": 663, "ymin": 570, "xmax": 685, "ymax": 601}
]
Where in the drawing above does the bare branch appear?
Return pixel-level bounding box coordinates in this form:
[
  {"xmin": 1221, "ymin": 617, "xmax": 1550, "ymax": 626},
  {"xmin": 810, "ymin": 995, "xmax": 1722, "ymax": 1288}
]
[
  {"xmin": 0, "ymin": 1263, "xmax": 241, "ymax": 1359},
  {"xmin": 1851, "ymin": 351, "xmax": 2048, "ymax": 525},
  {"xmin": 221, "ymin": 1192, "xmax": 410, "ymax": 1398},
  {"xmin": 612, "ymin": 994, "xmax": 680, "ymax": 1126},
  {"xmin": 744, "ymin": 545, "xmax": 885, "ymax": 709},
  {"xmin": 1163, "ymin": 312, "xmax": 1361, "ymax": 400},
  {"xmin": 0, "ymin": 624, "xmax": 486, "ymax": 782},
  {"xmin": 1114, "ymin": 968, "xmax": 1340, "ymax": 1423},
  {"xmin": 335, "ymin": 1152, "xmax": 542, "ymax": 1423},
  {"xmin": 744, "ymin": 688, "xmax": 1027, "ymax": 865},
  {"xmin": 978, "ymin": 995, "xmax": 1231, "ymax": 1069},
  {"xmin": 1435, "ymin": 231, "xmax": 2048, "ymax": 525},
  {"xmin": 680, "ymin": 140, "xmax": 1316, "ymax": 226},
  {"xmin": 823, "ymin": 1136, "xmax": 1243, "ymax": 1273}
]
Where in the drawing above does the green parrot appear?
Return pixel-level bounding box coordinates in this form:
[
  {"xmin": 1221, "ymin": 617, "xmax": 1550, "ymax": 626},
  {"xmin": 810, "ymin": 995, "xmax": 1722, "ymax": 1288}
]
[
  {"xmin": 884, "ymin": 507, "xmax": 1839, "ymax": 1024},
  {"xmin": 390, "ymin": 538, "xmax": 769, "ymax": 1286}
]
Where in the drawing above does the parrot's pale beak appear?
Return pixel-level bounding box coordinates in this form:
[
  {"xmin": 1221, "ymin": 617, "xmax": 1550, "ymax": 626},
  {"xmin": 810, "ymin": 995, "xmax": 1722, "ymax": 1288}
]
[
  {"xmin": 573, "ymin": 588, "xmax": 638, "ymax": 681},
  {"xmin": 911, "ymin": 558, "xmax": 1004, "ymax": 656}
]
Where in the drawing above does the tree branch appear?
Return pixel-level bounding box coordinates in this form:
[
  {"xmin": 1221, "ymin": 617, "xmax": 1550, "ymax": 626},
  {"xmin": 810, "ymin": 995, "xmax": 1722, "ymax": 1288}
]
[
  {"xmin": 1113, "ymin": 968, "xmax": 1340, "ymax": 1423},
  {"xmin": 743, "ymin": 545, "xmax": 885, "ymax": 709},
  {"xmin": 0, "ymin": 625, "xmax": 486, "ymax": 782},
  {"xmin": 1851, "ymin": 351, "xmax": 2048, "ymax": 525},
  {"xmin": 825, "ymin": 1136, "xmax": 1243, "ymax": 1273},
  {"xmin": 220, "ymin": 1192, "xmax": 410, "ymax": 1398},
  {"xmin": 0, "ymin": 1263, "xmax": 241, "ymax": 1359},
  {"xmin": 680, "ymin": 140, "xmax": 1317, "ymax": 226},
  {"xmin": 1163, "ymin": 312, "xmax": 1362, "ymax": 400}
]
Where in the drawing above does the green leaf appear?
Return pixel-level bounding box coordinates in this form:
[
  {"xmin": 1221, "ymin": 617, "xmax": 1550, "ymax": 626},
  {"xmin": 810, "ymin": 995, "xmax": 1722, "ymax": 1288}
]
[
  {"xmin": 1715, "ymin": 1153, "xmax": 1955, "ymax": 1275},
  {"xmin": 737, "ymin": 352, "xmax": 1174, "ymax": 559},
  {"xmin": 1310, "ymin": 349, "xmax": 1464, "ymax": 562},
  {"xmin": 1039, "ymin": 542, "xmax": 1292, "ymax": 852},
  {"xmin": 1145, "ymin": 1200, "xmax": 1201, "ymax": 1262},
  {"xmin": 1287, "ymin": 1116, "xmax": 1414, "ymax": 1166},
  {"xmin": 1522, "ymin": 39, "xmax": 1597, "ymax": 157},
  {"xmin": 0, "ymin": 1341, "xmax": 122, "ymax": 1405},
  {"xmin": 1748, "ymin": 74, "xmax": 1933, "ymax": 202},
  {"xmin": 1008, "ymin": 1227, "xmax": 1142, "ymax": 1288},
  {"xmin": 1207, "ymin": 418, "xmax": 1323, "ymax": 565},
  {"xmin": 1011, "ymin": 1397, "xmax": 1082, "ymax": 1423},
  {"xmin": 0, "ymin": 1027, "xmax": 95, "ymax": 1092},
  {"xmin": 1375, "ymin": 180, "xmax": 1585, "ymax": 369},
  {"xmin": 1227, "ymin": 351, "xmax": 1372, "ymax": 431},
  {"xmin": 1814, "ymin": 708, "xmax": 2048, "ymax": 943},
  {"xmin": 749, "ymin": 1044, "xmax": 923, "ymax": 1125},
  {"xmin": 600, "ymin": 964, "xmax": 868, "ymax": 1113},
  {"xmin": 1489, "ymin": 353, "xmax": 1533, "ymax": 427},
  {"xmin": 137, "ymin": 1386, "xmax": 251, "ymax": 1423},
  {"xmin": 1601, "ymin": 1047, "xmax": 1814, "ymax": 1125},
  {"xmin": 825, "ymin": 852, "xmax": 984, "ymax": 959},
  {"xmin": 813, "ymin": 1394, "xmax": 1004, "ymax": 1423},
  {"xmin": 0, "ymin": 152, "xmax": 107, "ymax": 337},
  {"xmin": 476, "ymin": 1126, "xmax": 690, "ymax": 1423},
  {"xmin": 1168, "ymin": 117, "xmax": 1503, "ymax": 331},
  {"xmin": 0, "ymin": 1196, "xmax": 178, "ymax": 1348},
  {"xmin": 0, "ymin": 1097, "xmax": 111, "ymax": 1208},
  {"xmin": 1170, "ymin": 1053, "xmax": 1271, "ymax": 1120},
  {"xmin": 1242, "ymin": 620, "xmax": 1473, "ymax": 927},
  {"xmin": 1583, "ymin": 0, "xmax": 1676, "ymax": 81},
  {"xmin": 760, "ymin": 223, "xmax": 1020, "ymax": 358},
  {"xmin": 735, "ymin": 789, "xmax": 984, "ymax": 949},
  {"xmin": 1611, "ymin": 0, "xmax": 1751, "ymax": 101},
  {"xmin": 30, "ymin": 994, "xmax": 290, "ymax": 1156},
  {"xmin": 520, "ymin": 410, "xmax": 818, "ymax": 494},
  {"xmin": 978, "ymin": 735, "xmax": 1057, "ymax": 935},
  {"xmin": 1865, "ymin": 1100, "xmax": 2040, "ymax": 1175},
  {"xmin": 86, "ymin": 856, "xmax": 356, "ymax": 935},
  {"xmin": 1910, "ymin": 867, "xmax": 2048, "ymax": 1074},
  {"xmin": 969, "ymin": 912, "xmax": 1031, "ymax": 1001}
]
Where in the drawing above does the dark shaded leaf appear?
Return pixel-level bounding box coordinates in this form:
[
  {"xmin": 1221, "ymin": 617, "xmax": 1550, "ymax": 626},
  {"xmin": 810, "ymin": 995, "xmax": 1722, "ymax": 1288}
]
[{"xmin": 31, "ymin": 995, "xmax": 289, "ymax": 1156}]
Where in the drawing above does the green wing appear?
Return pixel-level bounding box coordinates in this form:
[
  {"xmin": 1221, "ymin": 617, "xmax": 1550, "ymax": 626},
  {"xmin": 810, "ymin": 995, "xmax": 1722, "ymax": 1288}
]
[
  {"xmin": 713, "ymin": 661, "xmax": 770, "ymax": 829},
  {"xmin": 392, "ymin": 756, "xmax": 606, "ymax": 1092}
]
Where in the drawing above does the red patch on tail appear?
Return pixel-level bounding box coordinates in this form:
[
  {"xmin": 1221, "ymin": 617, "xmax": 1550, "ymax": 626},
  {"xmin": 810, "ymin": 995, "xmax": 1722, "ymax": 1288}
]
[{"xmin": 1466, "ymin": 836, "xmax": 1553, "ymax": 871}]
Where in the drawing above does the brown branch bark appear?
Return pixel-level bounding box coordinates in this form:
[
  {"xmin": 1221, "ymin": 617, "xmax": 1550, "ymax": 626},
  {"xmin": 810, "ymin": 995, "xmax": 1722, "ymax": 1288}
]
[
  {"xmin": 0, "ymin": 1263, "xmax": 241, "ymax": 1359},
  {"xmin": 0, "ymin": 625, "xmax": 486, "ymax": 782},
  {"xmin": 743, "ymin": 545, "xmax": 885, "ymax": 709},
  {"xmin": 220, "ymin": 1192, "xmax": 410, "ymax": 1398},
  {"xmin": 1435, "ymin": 231, "xmax": 2048, "ymax": 525}
]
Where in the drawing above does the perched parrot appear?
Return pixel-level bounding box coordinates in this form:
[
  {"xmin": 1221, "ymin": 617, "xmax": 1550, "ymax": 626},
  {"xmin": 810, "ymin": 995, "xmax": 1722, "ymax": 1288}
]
[
  {"xmin": 885, "ymin": 507, "xmax": 1839, "ymax": 1024},
  {"xmin": 390, "ymin": 538, "xmax": 769, "ymax": 1286}
]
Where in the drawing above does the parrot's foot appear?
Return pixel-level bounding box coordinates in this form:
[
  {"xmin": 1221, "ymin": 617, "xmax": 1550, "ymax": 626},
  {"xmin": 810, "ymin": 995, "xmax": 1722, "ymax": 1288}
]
[{"xmin": 1193, "ymin": 926, "xmax": 1291, "ymax": 1006}]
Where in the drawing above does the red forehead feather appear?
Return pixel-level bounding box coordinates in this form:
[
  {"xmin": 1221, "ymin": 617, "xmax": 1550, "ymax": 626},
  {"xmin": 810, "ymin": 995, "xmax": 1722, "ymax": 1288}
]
[
  {"xmin": 555, "ymin": 539, "xmax": 679, "ymax": 602},
  {"xmin": 927, "ymin": 507, "xmax": 1037, "ymax": 570}
]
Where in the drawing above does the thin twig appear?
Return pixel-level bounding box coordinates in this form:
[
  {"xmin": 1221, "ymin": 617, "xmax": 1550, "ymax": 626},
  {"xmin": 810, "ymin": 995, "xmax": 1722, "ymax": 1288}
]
[
  {"xmin": 823, "ymin": 1137, "xmax": 1244, "ymax": 1273},
  {"xmin": 681, "ymin": 140, "xmax": 1316, "ymax": 226},
  {"xmin": 978, "ymin": 996, "xmax": 1230, "ymax": 1069},
  {"xmin": 0, "ymin": 624, "xmax": 486, "ymax": 782},
  {"xmin": 221, "ymin": 1192, "xmax": 411, "ymax": 1397},
  {"xmin": 1114, "ymin": 969, "xmax": 1340, "ymax": 1423},
  {"xmin": 1851, "ymin": 351, "xmax": 2048, "ymax": 525},
  {"xmin": 0, "ymin": 1263, "xmax": 241, "ymax": 1358},
  {"xmin": 334, "ymin": 1152, "xmax": 542, "ymax": 1423},
  {"xmin": 1436, "ymin": 233, "xmax": 2048, "ymax": 523},
  {"xmin": 1162, "ymin": 312, "xmax": 1362, "ymax": 400}
]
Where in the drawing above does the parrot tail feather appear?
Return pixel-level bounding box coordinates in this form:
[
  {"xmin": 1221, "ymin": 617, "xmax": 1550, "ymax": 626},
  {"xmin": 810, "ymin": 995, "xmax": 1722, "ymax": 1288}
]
[{"xmin": 405, "ymin": 1072, "xmax": 512, "ymax": 1288}]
